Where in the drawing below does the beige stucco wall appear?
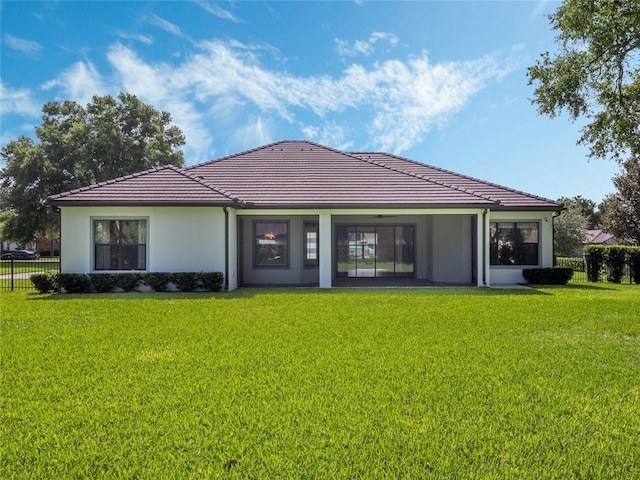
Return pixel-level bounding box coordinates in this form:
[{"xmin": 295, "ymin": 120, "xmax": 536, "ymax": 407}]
[{"xmin": 60, "ymin": 206, "xmax": 227, "ymax": 274}]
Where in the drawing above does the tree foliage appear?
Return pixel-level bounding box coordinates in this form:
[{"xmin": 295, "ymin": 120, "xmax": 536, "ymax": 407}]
[
  {"xmin": 527, "ymin": 0, "xmax": 640, "ymax": 162},
  {"xmin": 0, "ymin": 93, "xmax": 185, "ymax": 243},
  {"xmin": 557, "ymin": 195, "xmax": 601, "ymax": 229},
  {"xmin": 601, "ymin": 157, "xmax": 640, "ymax": 244},
  {"xmin": 554, "ymin": 202, "xmax": 589, "ymax": 255}
]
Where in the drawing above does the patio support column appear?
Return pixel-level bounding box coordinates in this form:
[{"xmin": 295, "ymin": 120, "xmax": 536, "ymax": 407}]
[
  {"xmin": 483, "ymin": 209, "xmax": 491, "ymax": 287},
  {"xmin": 319, "ymin": 212, "xmax": 332, "ymax": 288},
  {"xmin": 476, "ymin": 210, "xmax": 484, "ymax": 287},
  {"xmin": 226, "ymin": 208, "xmax": 238, "ymax": 291}
]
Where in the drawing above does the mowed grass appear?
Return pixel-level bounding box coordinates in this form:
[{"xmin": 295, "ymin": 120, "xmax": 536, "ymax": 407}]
[{"xmin": 1, "ymin": 284, "xmax": 639, "ymax": 478}]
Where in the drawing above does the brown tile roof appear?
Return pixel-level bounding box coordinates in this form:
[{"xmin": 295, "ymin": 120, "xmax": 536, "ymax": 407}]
[
  {"xmin": 351, "ymin": 151, "xmax": 561, "ymax": 209},
  {"xmin": 48, "ymin": 166, "xmax": 239, "ymax": 206},
  {"xmin": 186, "ymin": 140, "xmax": 497, "ymax": 208},
  {"xmin": 48, "ymin": 140, "xmax": 562, "ymax": 210}
]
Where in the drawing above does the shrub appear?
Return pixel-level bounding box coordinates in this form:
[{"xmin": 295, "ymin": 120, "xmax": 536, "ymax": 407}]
[
  {"xmin": 113, "ymin": 273, "xmax": 141, "ymax": 292},
  {"xmin": 142, "ymin": 272, "xmax": 172, "ymax": 292},
  {"xmin": 584, "ymin": 245, "xmax": 606, "ymax": 282},
  {"xmin": 30, "ymin": 273, "xmax": 59, "ymax": 293},
  {"xmin": 198, "ymin": 272, "xmax": 224, "ymax": 292},
  {"xmin": 58, "ymin": 273, "xmax": 91, "ymax": 293},
  {"xmin": 88, "ymin": 273, "xmax": 116, "ymax": 293},
  {"xmin": 629, "ymin": 247, "xmax": 640, "ymax": 285},
  {"xmin": 604, "ymin": 246, "xmax": 627, "ymax": 284},
  {"xmin": 37, "ymin": 271, "xmax": 224, "ymax": 294},
  {"xmin": 174, "ymin": 272, "xmax": 198, "ymax": 292},
  {"xmin": 522, "ymin": 267, "xmax": 574, "ymax": 285},
  {"xmin": 555, "ymin": 256, "xmax": 586, "ymax": 272}
]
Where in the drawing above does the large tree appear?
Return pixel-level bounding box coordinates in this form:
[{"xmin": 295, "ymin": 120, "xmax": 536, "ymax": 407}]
[
  {"xmin": 554, "ymin": 202, "xmax": 589, "ymax": 255},
  {"xmin": 0, "ymin": 93, "xmax": 185, "ymax": 243},
  {"xmin": 557, "ymin": 195, "xmax": 601, "ymax": 229},
  {"xmin": 601, "ymin": 157, "xmax": 640, "ymax": 244},
  {"xmin": 527, "ymin": 0, "xmax": 640, "ymax": 163}
]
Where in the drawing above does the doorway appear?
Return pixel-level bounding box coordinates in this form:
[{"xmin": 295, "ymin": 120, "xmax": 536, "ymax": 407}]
[{"xmin": 336, "ymin": 225, "xmax": 415, "ymax": 278}]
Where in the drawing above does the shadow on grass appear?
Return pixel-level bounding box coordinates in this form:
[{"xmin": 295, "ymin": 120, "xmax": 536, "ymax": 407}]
[
  {"xmin": 548, "ymin": 283, "xmax": 620, "ymax": 291},
  {"xmin": 27, "ymin": 285, "xmax": 557, "ymax": 301}
]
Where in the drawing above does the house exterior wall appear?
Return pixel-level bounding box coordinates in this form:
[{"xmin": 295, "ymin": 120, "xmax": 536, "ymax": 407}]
[
  {"xmin": 60, "ymin": 206, "xmax": 226, "ymax": 274},
  {"xmin": 488, "ymin": 210, "xmax": 555, "ymax": 285},
  {"xmin": 431, "ymin": 215, "xmax": 473, "ymax": 284},
  {"xmin": 59, "ymin": 206, "xmax": 554, "ymax": 287}
]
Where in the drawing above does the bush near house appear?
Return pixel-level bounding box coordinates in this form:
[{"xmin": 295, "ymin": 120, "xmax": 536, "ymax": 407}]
[
  {"xmin": 30, "ymin": 272, "xmax": 224, "ymax": 294},
  {"xmin": 29, "ymin": 272, "xmax": 59, "ymax": 293},
  {"xmin": 522, "ymin": 267, "xmax": 573, "ymax": 285}
]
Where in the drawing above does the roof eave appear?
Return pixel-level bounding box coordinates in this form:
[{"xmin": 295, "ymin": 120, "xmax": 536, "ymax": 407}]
[
  {"xmin": 47, "ymin": 200, "xmax": 241, "ymax": 207},
  {"xmin": 239, "ymin": 202, "xmax": 498, "ymax": 210}
]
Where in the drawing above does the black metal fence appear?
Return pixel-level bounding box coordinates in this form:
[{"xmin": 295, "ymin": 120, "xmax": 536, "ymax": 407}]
[
  {"xmin": 0, "ymin": 254, "xmax": 60, "ymax": 291},
  {"xmin": 555, "ymin": 255, "xmax": 635, "ymax": 284}
]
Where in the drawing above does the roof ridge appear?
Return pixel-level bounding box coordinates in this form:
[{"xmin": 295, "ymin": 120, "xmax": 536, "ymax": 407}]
[
  {"xmin": 48, "ymin": 165, "xmax": 178, "ymax": 201},
  {"xmin": 186, "ymin": 139, "xmax": 332, "ymax": 169},
  {"xmin": 349, "ymin": 152, "xmax": 501, "ymax": 205},
  {"xmin": 353, "ymin": 151, "xmax": 561, "ymax": 206},
  {"xmin": 175, "ymin": 168, "xmax": 242, "ymax": 203}
]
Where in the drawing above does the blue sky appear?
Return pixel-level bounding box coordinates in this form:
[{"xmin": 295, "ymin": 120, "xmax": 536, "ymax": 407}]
[{"xmin": 1, "ymin": 0, "xmax": 620, "ymax": 204}]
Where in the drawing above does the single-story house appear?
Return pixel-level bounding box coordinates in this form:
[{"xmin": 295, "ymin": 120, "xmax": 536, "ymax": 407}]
[{"xmin": 47, "ymin": 140, "xmax": 562, "ymax": 289}]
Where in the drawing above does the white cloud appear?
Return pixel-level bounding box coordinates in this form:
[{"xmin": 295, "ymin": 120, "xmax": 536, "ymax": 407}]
[
  {"xmin": 148, "ymin": 14, "xmax": 190, "ymax": 40},
  {"xmin": 3, "ymin": 34, "xmax": 43, "ymax": 57},
  {"xmin": 301, "ymin": 122, "xmax": 353, "ymax": 151},
  {"xmin": 115, "ymin": 31, "xmax": 154, "ymax": 45},
  {"xmin": 37, "ymin": 38, "xmax": 516, "ymax": 160},
  {"xmin": 232, "ymin": 116, "xmax": 272, "ymax": 150},
  {"xmin": 335, "ymin": 32, "xmax": 399, "ymax": 57},
  {"xmin": 0, "ymin": 82, "xmax": 40, "ymax": 117},
  {"xmin": 42, "ymin": 61, "xmax": 106, "ymax": 105},
  {"xmin": 196, "ymin": 1, "xmax": 240, "ymax": 23}
]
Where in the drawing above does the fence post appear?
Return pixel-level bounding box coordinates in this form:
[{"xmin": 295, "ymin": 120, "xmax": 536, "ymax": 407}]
[{"xmin": 10, "ymin": 253, "xmax": 14, "ymax": 291}]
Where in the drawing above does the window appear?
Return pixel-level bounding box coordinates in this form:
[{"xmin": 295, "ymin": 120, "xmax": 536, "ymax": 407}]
[
  {"xmin": 490, "ymin": 222, "xmax": 538, "ymax": 265},
  {"xmin": 94, "ymin": 219, "xmax": 147, "ymax": 270},
  {"xmin": 304, "ymin": 223, "xmax": 319, "ymax": 267},
  {"xmin": 254, "ymin": 221, "xmax": 289, "ymax": 267}
]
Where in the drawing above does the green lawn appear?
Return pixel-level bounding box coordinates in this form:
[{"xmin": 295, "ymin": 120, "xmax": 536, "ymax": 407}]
[{"xmin": 2, "ymin": 284, "xmax": 639, "ymax": 478}]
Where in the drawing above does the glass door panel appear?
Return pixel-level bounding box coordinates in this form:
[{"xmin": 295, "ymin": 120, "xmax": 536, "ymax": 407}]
[
  {"xmin": 336, "ymin": 226, "xmax": 354, "ymax": 278},
  {"xmin": 395, "ymin": 225, "xmax": 415, "ymax": 277},
  {"xmin": 355, "ymin": 228, "xmax": 376, "ymax": 277},
  {"xmin": 375, "ymin": 226, "xmax": 395, "ymax": 277},
  {"xmin": 336, "ymin": 225, "xmax": 415, "ymax": 279}
]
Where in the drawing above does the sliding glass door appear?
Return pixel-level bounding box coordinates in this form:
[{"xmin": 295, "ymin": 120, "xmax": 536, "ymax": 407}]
[{"xmin": 336, "ymin": 225, "xmax": 415, "ymax": 278}]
